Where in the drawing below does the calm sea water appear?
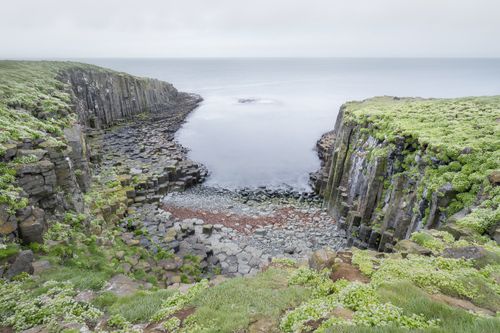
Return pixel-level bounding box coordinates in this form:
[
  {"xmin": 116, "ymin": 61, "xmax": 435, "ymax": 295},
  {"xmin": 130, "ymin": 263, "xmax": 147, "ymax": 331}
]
[{"xmin": 83, "ymin": 58, "xmax": 500, "ymax": 190}]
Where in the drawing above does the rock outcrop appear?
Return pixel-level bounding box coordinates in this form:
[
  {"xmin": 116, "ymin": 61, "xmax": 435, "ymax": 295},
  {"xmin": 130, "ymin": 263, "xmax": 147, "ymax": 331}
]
[
  {"xmin": 310, "ymin": 130, "xmax": 335, "ymax": 194},
  {"xmin": 321, "ymin": 96, "xmax": 499, "ymax": 251},
  {"xmin": 60, "ymin": 68, "xmax": 189, "ymax": 129},
  {"xmin": 0, "ymin": 64, "xmax": 201, "ymax": 244},
  {"xmin": 322, "ymin": 105, "xmax": 447, "ymax": 251}
]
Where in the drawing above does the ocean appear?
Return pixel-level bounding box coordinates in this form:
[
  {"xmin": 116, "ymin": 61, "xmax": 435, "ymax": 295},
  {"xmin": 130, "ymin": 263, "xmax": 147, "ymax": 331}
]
[{"xmin": 83, "ymin": 58, "xmax": 500, "ymax": 190}]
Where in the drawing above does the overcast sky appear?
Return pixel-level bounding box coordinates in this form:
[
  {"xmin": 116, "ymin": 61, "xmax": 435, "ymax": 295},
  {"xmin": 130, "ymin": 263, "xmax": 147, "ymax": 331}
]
[{"xmin": 1, "ymin": 0, "xmax": 499, "ymax": 58}]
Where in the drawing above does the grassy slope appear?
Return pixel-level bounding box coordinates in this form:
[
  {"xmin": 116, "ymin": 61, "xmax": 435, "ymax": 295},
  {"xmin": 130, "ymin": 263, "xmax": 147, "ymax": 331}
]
[
  {"xmin": 344, "ymin": 96, "xmax": 499, "ymax": 154},
  {"xmin": 186, "ymin": 267, "xmax": 310, "ymax": 332}
]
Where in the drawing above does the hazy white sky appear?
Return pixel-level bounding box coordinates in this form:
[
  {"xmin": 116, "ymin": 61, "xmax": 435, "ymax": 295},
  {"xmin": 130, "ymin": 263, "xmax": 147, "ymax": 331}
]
[{"xmin": 1, "ymin": 0, "xmax": 499, "ymax": 58}]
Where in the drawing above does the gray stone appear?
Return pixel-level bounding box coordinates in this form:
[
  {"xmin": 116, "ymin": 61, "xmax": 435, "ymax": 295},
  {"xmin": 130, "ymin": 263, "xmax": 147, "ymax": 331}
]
[
  {"xmin": 202, "ymin": 224, "xmax": 213, "ymax": 235},
  {"xmin": 19, "ymin": 208, "xmax": 45, "ymax": 244},
  {"xmin": 309, "ymin": 248, "xmax": 336, "ymax": 271},
  {"xmin": 105, "ymin": 274, "xmax": 141, "ymax": 296},
  {"xmin": 443, "ymin": 246, "xmax": 500, "ymax": 268},
  {"xmin": 32, "ymin": 260, "xmax": 51, "ymax": 275},
  {"xmin": 5, "ymin": 250, "xmax": 34, "ymax": 279},
  {"xmin": 254, "ymin": 228, "xmax": 266, "ymax": 236},
  {"xmin": 394, "ymin": 240, "xmax": 432, "ymax": 256}
]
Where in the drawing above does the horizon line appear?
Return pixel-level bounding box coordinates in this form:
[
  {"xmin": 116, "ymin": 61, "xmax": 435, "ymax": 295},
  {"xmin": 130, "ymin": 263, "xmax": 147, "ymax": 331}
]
[{"xmin": 2, "ymin": 56, "xmax": 500, "ymax": 61}]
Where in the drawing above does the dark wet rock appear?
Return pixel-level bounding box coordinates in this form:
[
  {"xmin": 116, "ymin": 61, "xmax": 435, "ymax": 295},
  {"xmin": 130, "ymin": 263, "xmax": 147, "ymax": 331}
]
[
  {"xmin": 238, "ymin": 98, "xmax": 258, "ymax": 104},
  {"xmin": 18, "ymin": 207, "xmax": 46, "ymax": 244},
  {"xmin": 310, "ymin": 130, "xmax": 335, "ymax": 194},
  {"xmin": 0, "ymin": 206, "xmax": 17, "ymax": 235},
  {"xmin": 32, "ymin": 260, "xmax": 51, "ymax": 275}
]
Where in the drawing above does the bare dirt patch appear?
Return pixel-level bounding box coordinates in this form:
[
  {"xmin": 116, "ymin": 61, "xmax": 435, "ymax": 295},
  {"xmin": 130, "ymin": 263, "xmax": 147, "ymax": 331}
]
[{"xmin": 330, "ymin": 262, "xmax": 370, "ymax": 283}]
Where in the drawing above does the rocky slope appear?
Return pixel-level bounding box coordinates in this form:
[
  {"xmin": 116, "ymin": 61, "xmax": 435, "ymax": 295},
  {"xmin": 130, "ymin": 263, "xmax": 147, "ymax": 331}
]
[{"xmin": 321, "ymin": 96, "xmax": 500, "ymax": 251}]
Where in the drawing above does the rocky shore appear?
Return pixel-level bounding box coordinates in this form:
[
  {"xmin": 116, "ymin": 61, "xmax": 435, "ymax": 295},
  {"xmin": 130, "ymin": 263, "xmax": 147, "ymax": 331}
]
[
  {"xmin": 88, "ymin": 93, "xmax": 207, "ymax": 209},
  {"xmin": 161, "ymin": 187, "xmax": 345, "ymax": 275}
]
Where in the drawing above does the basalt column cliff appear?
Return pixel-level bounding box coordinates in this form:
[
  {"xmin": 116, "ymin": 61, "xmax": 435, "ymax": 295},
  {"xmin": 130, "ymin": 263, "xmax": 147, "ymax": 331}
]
[
  {"xmin": 0, "ymin": 62, "xmax": 202, "ymax": 244},
  {"xmin": 320, "ymin": 96, "xmax": 500, "ymax": 251}
]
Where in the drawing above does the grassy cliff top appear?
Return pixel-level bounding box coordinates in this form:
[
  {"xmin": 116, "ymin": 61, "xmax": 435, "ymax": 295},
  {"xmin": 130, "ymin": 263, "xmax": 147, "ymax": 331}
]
[
  {"xmin": 344, "ymin": 96, "xmax": 500, "ymax": 156},
  {"xmin": 0, "ymin": 60, "xmax": 153, "ymax": 153},
  {"xmin": 0, "ymin": 61, "xmax": 147, "ymax": 212},
  {"xmin": 344, "ymin": 96, "xmax": 500, "ymax": 232}
]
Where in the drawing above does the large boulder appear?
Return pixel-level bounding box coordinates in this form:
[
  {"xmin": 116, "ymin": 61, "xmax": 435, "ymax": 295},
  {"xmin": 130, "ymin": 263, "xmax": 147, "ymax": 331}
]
[
  {"xmin": 18, "ymin": 207, "xmax": 46, "ymax": 244},
  {"xmin": 442, "ymin": 246, "xmax": 500, "ymax": 268},
  {"xmin": 493, "ymin": 227, "xmax": 500, "ymax": 245},
  {"xmin": 439, "ymin": 222, "xmax": 475, "ymax": 240},
  {"xmin": 5, "ymin": 250, "xmax": 34, "ymax": 279},
  {"xmin": 488, "ymin": 170, "xmax": 500, "ymax": 185},
  {"xmin": 308, "ymin": 248, "xmax": 337, "ymax": 271},
  {"xmin": 104, "ymin": 274, "xmax": 142, "ymax": 297},
  {"xmin": 248, "ymin": 316, "xmax": 279, "ymax": 333},
  {"xmin": 394, "ymin": 239, "xmax": 432, "ymax": 256}
]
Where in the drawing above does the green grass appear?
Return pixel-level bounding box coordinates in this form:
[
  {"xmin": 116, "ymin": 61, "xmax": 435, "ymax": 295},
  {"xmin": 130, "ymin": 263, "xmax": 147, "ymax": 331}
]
[
  {"xmin": 186, "ymin": 267, "xmax": 310, "ymax": 332},
  {"xmin": 344, "ymin": 96, "xmax": 500, "ymax": 156},
  {"xmin": 317, "ymin": 281, "xmax": 500, "ymax": 333},
  {"xmin": 376, "ymin": 281, "xmax": 500, "ymax": 333},
  {"xmin": 35, "ymin": 265, "xmax": 112, "ymax": 291},
  {"xmin": 0, "ymin": 243, "xmax": 19, "ymax": 260},
  {"xmin": 0, "ymin": 61, "xmax": 82, "ymax": 212},
  {"xmin": 94, "ymin": 289, "xmax": 176, "ymax": 323}
]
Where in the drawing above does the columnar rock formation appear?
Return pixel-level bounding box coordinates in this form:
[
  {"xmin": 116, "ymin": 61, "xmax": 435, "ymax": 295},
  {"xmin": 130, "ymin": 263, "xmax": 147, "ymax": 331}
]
[
  {"xmin": 321, "ymin": 97, "xmax": 499, "ymax": 251},
  {"xmin": 60, "ymin": 68, "xmax": 186, "ymax": 129},
  {"xmin": 0, "ymin": 64, "xmax": 201, "ymax": 244}
]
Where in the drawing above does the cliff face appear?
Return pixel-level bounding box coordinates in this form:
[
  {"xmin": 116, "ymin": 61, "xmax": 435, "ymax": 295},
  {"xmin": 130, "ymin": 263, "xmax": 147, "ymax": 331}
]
[
  {"xmin": 322, "ymin": 97, "xmax": 500, "ymax": 251},
  {"xmin": 0, "ymin": 62, "xmax": 199, "ymax": 244},
  {"xmin": 60, "ymin": 68, "xmax": 182, "ymax": 129}
]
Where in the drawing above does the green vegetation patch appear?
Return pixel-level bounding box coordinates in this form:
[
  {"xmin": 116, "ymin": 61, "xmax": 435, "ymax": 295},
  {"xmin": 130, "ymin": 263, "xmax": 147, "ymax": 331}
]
[
  {"xmin": 344, "ymin": 96, "xmax": 500, "ymax": 156},
  {"xmin": 180, "ymin": 268, "xmax": 310, "ymax": 332},
  {"xmin": 0, "ymin": 243, "xmax": 20, "ymax": 260},
  {"xmin": 94, "ymin": 289, "xmax": 175, "ymax": 323},
  {"xmin": 0, "ymin": 276, "xmax": 102, "ymax": 332},
  {"xmin": 376, "ymin": 281, "xmax": 500, "ymax": 333},
  {"xmin": 281, "ymin": 268, "xmax": 438, "ymax": 333}
]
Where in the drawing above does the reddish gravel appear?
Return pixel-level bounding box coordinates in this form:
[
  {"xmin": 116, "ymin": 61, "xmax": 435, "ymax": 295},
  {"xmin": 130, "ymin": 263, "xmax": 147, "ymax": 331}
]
[{"xmin": 162, "ymin": 204, "xmax": 334, "ymax": 234}]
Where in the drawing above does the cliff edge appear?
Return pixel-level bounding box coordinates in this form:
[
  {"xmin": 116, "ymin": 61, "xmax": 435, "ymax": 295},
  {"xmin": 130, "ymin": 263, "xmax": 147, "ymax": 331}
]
[{"xmin": 322, "ymin": 96, "xmax": 500, "ymax": 251}]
